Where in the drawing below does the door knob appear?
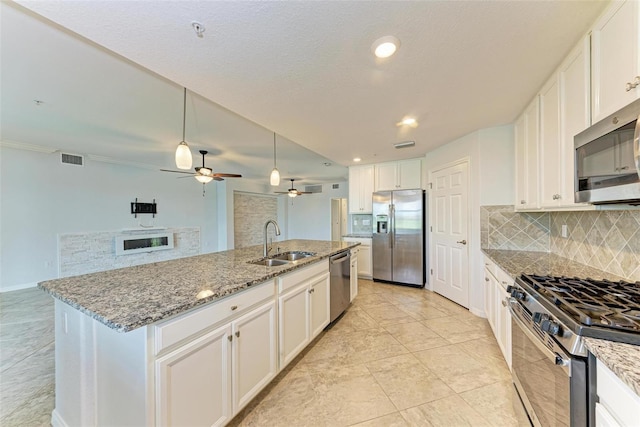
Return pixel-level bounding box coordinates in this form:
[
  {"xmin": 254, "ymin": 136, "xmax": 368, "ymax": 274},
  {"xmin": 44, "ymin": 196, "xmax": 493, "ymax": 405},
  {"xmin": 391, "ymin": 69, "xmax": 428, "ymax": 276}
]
[{"xmin": 457, "ymin": 240, "xmax": 467, "ymax": 245}]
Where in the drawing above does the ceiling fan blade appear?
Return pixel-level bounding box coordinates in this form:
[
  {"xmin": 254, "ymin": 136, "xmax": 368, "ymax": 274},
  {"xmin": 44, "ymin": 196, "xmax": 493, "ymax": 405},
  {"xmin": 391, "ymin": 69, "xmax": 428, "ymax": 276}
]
[
  {"xmin": 213, "ymin": 176, "xmax": 224, "ymax": 181},
  {"xmin": 213, "ymin": 173, "xmax": 242, "ymax": 178},
  {"xmin": 161, "ymin": 169, "xmax": 194, "ymax": 175}
]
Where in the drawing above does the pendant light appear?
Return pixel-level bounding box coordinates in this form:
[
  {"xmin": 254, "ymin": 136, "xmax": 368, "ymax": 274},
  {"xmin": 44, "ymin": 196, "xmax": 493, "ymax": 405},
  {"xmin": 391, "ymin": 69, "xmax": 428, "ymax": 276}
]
[
  {"xmin": 270, "ymin": 132, "xmax": 280, "ymax": 186},
  {"xmin": 175, "ymin": 87, "xmax": 193, "ymax": 170}
]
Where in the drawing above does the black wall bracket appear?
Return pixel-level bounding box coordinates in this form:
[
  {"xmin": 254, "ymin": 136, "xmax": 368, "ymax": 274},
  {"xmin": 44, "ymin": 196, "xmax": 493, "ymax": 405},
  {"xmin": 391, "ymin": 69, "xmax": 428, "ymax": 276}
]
[{"xmin": 131, "ymin": 198, "xmax": 157, "ymax": 218}]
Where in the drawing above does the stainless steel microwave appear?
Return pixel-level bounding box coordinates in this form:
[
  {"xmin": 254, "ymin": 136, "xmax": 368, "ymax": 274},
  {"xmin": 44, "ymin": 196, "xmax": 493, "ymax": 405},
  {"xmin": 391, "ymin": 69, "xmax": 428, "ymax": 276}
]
[{"xmin": 575, "ymin": 98, "xmax": 640, "ymax": 204}]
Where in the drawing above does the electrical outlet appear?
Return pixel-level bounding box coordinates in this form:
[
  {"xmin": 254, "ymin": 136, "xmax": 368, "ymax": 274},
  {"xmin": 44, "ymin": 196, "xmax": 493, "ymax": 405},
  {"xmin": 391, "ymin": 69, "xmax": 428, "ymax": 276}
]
[{"xmin": 561, "ymin": 224, "xmax": 568, "ymax": 238}]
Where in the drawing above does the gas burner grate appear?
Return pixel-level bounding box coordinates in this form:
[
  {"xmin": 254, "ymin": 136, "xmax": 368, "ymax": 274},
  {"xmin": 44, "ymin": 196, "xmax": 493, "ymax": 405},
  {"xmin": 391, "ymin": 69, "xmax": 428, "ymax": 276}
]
[{"xmin": 520, "ymin": 274, "xmax": 640, "ymax": 333}]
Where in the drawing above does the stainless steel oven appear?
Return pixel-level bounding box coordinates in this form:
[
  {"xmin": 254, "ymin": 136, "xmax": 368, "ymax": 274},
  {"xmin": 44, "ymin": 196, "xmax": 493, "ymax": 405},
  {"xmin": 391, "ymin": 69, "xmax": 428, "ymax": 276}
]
[{"xmin": 509, "ymin": 300, "xmax": 587, "ymax": 426}]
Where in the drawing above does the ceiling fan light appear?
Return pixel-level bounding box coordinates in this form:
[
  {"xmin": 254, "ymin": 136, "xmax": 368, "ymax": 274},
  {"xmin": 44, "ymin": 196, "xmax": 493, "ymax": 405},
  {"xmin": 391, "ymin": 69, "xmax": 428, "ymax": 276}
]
[
  {"xmin": 270, "ymin": 168, "xmax": 281, "ymax": 186},
  {"xmin": 195, "ymin": 175, "xmax": 214, "ymax": 184},
  {"xmin": 288, "ymin": 191, "xmax": 297, "ymax": 198},
  {"xmin": 200, "ymin": 167, "xmax": 213, "ymax": 176},
  {"xmin": 175, "ymin": 141, "xmax": 192, "ymax": 170}
]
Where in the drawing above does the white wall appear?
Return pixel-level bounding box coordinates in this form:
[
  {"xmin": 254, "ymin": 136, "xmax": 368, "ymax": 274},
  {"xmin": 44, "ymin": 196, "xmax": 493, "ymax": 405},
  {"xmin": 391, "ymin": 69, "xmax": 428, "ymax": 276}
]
[
  {"xmin": 423, "ymin": 124, "xmax": 514, "ymax": 316},
  {"xmin": 0, "ymin": 146, "xmax": 219, "ymax": 291},
  {"xmin": 286, "ymin": 182, "xmax": 349, "ymax": 240}
]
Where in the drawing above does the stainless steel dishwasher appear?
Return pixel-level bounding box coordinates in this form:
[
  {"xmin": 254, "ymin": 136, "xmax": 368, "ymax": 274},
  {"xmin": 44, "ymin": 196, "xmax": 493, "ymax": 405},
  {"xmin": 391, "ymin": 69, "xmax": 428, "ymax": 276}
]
[{"xmin": 329, "ymin": 250, "xmax": 351, "ymax": 323}]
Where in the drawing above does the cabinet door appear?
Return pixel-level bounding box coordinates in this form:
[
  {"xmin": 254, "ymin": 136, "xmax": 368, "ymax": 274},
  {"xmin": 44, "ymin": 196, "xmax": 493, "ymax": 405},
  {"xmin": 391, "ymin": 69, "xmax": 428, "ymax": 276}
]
[
  {"xmin": 350, "ymin": 256, "xmax": 358, "ymax": 302},
  {"xmin": 156, "ymin": 325, "xmax": 232, "ymax": 427},
  {"xmin": 560, "ymin": 37, "xmax": 592, "ymax": 208},
  {"xmin": 515, "ymin": 114, "xmax": 528, "ymax": 208},
  {"xmin": 591, "ymin": 0, "xmax": 640, "ymax": 123},
  {"xmin": 539, "ymin": 75, "xmax": 561, "ymax": 208},
  {"xmin": 310, "ymin": 273, "xmax": 330, "ymax": 338},
  {"xmin": 232, "ymin": 300, "xmax": 277, "ymax": 413},
  {"xmin": 375, "ymin": 162, "xmax": 398, "ymax": 191},
  {"xmin": 595, "ymin": 403, "xmax": 622, "ymax": 427},
  {"xmin": 278, "ymin": 283, "xmax": 310, "ymax": 368},
  {"xmin": 483, "ymin": 268, "xmax": 492, "ymax": 320},
  {"xmin": 348, "ymin": 167, "xmax": 362, "ymax": 214},
  {"xmin": 360, "ymin": 165, "xmax": 374, "ymax": 213},
  {"xmin": 525, "ymin": 97, "xmax": 540, "ymax": 210},
  {"xmin": 497, "ymin": 284, "xmax": 512, "ymax": 370},
  {"xmin": 357, "ymin": 245, "xmax": 372, "ymax": 278},
  {"xmin": 398, "ymin": 159, "xmax": 422, "ymax": 189}
]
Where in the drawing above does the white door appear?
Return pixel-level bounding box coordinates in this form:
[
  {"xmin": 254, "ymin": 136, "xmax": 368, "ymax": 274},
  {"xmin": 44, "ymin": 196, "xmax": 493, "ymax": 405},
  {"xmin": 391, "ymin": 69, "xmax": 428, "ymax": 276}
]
[
  {"xmin": 430, "ymin": 161, "xmax": 469, "ymax": 308},
  {"xmin": 156, "ymin": 325, "xmax": 232, "ymax": 427}
]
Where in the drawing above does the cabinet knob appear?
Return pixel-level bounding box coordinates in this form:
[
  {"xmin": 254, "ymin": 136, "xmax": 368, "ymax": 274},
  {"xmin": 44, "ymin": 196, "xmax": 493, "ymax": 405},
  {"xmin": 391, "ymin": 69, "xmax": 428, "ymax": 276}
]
[
  {"xmin": 520, "ymin": 200, "xmax": 526, "ymax": 205},
  {"xmin": 625, "ymin": 76, "xmax": 640, "ymax": 92},
  {"xmin": 228, "ymin": 335, "xmax": 233, "ymax": 342},
  {"xmin": 485, "ymin": 277, "xmax": 490, "ymax": 282},
  {"xmin": 552, "ymin": 194, "xmax": 561, "ymax": 200},
  {"xmin": 456, "ymin": 240, "xmax": 467, "ymax": 245},
  {"xmin": 235, "ymin": 331, "xmax": 240, "ymax": 338},
  {"xmin": 231, "ymin": 305, "xmax": 238, "ymax": 311}
]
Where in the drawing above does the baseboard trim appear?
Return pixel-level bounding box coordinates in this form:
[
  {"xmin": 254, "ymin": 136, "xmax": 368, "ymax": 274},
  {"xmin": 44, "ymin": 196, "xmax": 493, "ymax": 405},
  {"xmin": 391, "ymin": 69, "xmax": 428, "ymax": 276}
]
[
  {"xmin": 0, "ymin": 281, "xmax": 38, "ymax": 293},
  {"xmin": 470, "ymin": 307, "xmax": 487, "ymax": 318},
  {"xmin": 51, "ymin": 409, "xmax": 69, "ymax": 427}
]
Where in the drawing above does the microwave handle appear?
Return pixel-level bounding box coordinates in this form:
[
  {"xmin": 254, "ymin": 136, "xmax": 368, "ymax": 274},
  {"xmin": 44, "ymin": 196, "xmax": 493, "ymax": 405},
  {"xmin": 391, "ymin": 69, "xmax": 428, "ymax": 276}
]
[{"xmin": 635, "ymin": 113, "xmax": 640, "ymax": 177}]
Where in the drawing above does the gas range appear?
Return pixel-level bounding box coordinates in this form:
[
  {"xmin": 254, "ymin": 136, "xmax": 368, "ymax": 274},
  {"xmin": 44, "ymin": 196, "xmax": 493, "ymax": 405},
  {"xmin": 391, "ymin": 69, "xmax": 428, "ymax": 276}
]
[{"xmin": 514, "ymin": 274, "xmax": 640, "ymax": 353}]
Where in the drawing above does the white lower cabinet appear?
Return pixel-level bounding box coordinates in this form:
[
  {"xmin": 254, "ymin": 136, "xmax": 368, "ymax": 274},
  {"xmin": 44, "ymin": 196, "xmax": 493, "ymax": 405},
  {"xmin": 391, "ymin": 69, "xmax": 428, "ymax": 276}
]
[
  {"xmin": 156, "ymin": 325, "xmax": 232, "ymax": 427},
  {"xmin": 483, "ymin": 256, "xmax": 512, "ymax": 370},
  {"xmin": 278, "ymin": 260, "xmax": 330, "ymax": 369},
  {"xmin": 342, "ymin": 238, "xmax": 372, "ymax": 279},
  {"xmin": 156, "ymin": 299, "xmax": 277, "ymax": 426},
  {"xmin": 596, "ymin": 359, "xmax": 640, "ymax": 427}
]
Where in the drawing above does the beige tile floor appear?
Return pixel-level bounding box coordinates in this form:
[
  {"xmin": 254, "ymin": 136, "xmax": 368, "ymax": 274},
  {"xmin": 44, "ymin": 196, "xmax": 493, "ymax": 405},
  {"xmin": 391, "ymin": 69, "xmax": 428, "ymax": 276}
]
[
  {"xmin": 0, "ymin": 280, "xmax": 520, "ymax": 427},
  {"xmin": 0, "ymin": 287, "xmax": 55, "ymax": 426},
  {"xmin": 232, "ymin": 279, "xmax": 520, "ymax": 426}
]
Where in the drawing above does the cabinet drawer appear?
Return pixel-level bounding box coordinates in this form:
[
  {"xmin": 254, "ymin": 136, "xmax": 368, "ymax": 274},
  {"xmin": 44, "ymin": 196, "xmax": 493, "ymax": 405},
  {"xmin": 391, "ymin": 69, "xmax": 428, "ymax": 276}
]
[
  {"xmin": 154, "ymin": 280, "xmax": 275, "ymax": 355},
  {"xmin": 278, "ymin": 260, "xmax": 329, "ymax": 294},
  {"xmin": 495, "ymin": 268, "xmax": 513, "ymax": 292},
  {"xmin": 484, "ymin": 257, "xmax": 497, "ymax": 277},
  {"xmin": 597, "ymin": 360, "xmax": 640, "ymax": 427}
]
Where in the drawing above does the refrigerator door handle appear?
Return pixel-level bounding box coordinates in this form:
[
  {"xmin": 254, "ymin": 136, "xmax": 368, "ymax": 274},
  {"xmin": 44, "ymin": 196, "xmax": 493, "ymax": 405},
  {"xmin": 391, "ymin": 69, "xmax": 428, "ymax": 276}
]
[{"xmin": 389, "ymin": 204, "xmax": 395, "ymax": 249}]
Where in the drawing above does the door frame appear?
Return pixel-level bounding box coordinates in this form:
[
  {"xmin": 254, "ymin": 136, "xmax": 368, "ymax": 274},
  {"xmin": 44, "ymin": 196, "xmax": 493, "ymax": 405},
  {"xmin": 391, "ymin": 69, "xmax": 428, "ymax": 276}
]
[{"xmin": 427, "ymin": 157, "xmax": 471, "ymax": 307}]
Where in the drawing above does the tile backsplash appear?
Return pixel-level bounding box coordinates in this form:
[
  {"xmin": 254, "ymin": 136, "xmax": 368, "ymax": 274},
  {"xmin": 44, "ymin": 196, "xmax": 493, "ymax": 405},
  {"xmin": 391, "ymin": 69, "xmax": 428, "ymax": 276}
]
[
  {"xmin": 481, "ymin": 205, "xmax": 640, "ymax": 281},
  {"xmin": 480, "ymin": 206, "xmax": 549, "ymax": 252},
  {"xmin": 551, "ymin": 210, "xmax": 640, "ymax": 281},
  {"xmin": 351, "ymin": 214, "xmax": 373, "ymax": 234}
]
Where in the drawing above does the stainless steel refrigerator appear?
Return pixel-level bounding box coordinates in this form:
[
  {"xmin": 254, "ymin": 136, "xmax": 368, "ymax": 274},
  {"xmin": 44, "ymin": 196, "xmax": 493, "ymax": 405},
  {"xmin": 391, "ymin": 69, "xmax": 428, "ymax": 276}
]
[{"xmin": 372, "ymin": 189, "xmax": 425, "ymax": 287}]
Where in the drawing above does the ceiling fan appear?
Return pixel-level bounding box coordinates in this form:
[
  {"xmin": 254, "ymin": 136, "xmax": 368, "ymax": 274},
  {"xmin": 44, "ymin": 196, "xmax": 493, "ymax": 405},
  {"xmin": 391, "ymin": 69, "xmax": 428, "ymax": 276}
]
[
  {"xmin": 275, "ymin": 179, "xmax": 312, "ymax": 198},
  {"xmin": 161, "ymin": 150, "xmax": 242, "ymax": 183}
]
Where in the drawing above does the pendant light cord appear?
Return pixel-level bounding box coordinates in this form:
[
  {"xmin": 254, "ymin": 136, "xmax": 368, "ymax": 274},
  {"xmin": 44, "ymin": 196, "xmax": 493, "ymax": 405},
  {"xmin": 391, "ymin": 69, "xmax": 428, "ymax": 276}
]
[
  {"xmin": 273, "ymin": 132, "xmax": 277, "ymax": 167},
  {"xmin": 182, "ymin": 88, "xmax": 187, "ymax": 142}
]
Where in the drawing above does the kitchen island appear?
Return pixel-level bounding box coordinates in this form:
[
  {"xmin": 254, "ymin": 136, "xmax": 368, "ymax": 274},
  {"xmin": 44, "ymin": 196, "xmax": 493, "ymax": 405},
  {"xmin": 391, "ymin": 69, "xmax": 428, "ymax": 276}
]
[{"xmin": 38, "ymin": 239, "xmax": 357, "ymax": 427}]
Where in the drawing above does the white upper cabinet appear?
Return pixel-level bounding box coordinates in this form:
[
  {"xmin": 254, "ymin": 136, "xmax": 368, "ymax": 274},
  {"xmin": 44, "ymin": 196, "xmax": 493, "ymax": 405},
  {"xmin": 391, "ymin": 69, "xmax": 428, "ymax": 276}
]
[
  {"xmin": 374, "ymin": 158, "xmax": 422, "ymax": 191},
  {"xmin": 539, "ymin": 73, "xmax": 561, "ymax": 208},
  {"xmin": 591, "ymin": 0, "xmax": 640, "ymax": 124},
  {"xmin": 515, "ymin": 97, "xmax": 540, "ymax": 211},
  {"xmin": 540, "ymin": 36, "xmax": 593, "ymax": 209},
  {"xmin": 348, "ymin": 165, "xmax": 374, "ymax": 214}
]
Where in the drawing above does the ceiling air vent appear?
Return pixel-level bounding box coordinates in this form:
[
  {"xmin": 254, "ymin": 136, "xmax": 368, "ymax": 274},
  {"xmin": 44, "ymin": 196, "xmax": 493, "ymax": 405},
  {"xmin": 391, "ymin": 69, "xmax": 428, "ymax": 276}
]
[
  {"xmin": 60, "ymin": 153, "xmax": 84, "ymax": 166},
  {"xmin": 332, "ymin": 184, "xmax": 340, "ymax": 189},
  {"xmin": 305, "ymin": 184, "xmax": 323, "ymax": 193}
]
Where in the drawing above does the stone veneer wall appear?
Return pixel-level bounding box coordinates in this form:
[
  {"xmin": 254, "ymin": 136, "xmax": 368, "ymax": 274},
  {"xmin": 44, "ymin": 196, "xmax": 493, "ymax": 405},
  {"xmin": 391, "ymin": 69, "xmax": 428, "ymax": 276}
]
[
  {"xmin": 480, "ymin": 205, "xmax": 550, "ymax": 251},
  {"xmin": 59, "ymin": 227, "xmax": 200, "ymax": 278},
  {"xmin": 234, "ymin": 192, "xmax": 278, "ymax": 248},
  {"xmin": 550, "ymin": 210, "xmax": 640, "ymax": 281}
]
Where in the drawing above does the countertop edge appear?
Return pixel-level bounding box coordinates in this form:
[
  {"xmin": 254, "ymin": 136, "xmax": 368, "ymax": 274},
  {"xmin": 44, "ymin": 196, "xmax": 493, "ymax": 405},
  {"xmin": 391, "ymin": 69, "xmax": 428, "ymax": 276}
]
[
  {"xmin": 39, "ymin": 241, "xmax": 357, "ymax": 333},
  {"xmin": 481, "ymin": 248, "xmax": 640, "ymax": 398}
]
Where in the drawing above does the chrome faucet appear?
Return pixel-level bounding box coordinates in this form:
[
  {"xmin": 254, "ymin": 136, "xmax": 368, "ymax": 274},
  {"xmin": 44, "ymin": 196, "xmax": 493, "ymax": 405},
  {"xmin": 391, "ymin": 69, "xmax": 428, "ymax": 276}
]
[{"xmin": 263, "ymin": 219, "xmax": 281, "ymax": 257}]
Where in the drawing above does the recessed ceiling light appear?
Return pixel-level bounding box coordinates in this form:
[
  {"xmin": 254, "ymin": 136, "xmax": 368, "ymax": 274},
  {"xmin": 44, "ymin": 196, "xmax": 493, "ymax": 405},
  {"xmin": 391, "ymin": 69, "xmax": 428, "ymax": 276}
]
[
  {"xmin": 353, "ymin": 157, "xmax": 362, "ymax": 162},
  {"xmin": 371, "ymin": 36, "xmax": 400, "ymax": 58},
  {"xmin": 397, "ymin": 117, "xmax": 418, "ymax": 127}
]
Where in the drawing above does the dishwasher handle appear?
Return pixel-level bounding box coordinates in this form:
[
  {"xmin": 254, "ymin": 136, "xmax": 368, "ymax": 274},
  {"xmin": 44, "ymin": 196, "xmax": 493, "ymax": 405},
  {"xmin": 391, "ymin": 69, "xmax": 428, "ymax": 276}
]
[{"xmin": 330, "ymin": 251, "xmax": 350, "ymax": 264}]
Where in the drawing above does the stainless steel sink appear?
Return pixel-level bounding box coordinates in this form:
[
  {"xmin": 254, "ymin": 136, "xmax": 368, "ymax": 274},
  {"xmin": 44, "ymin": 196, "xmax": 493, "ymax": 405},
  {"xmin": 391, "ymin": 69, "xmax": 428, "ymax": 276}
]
[
  {"xmin": 271, "ymin": 251, "xmax": 316, "ymax": 261},
  {"xmin": 249, "ymin": 258, "xmax": 290, "ymax": 267}
]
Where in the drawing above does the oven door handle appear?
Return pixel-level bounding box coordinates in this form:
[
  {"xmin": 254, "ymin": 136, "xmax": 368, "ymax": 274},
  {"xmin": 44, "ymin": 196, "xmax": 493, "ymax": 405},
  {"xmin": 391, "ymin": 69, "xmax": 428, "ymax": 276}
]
[{"xmin": 508, "ymin": 299, "xmax": 572, "ymax": 376}]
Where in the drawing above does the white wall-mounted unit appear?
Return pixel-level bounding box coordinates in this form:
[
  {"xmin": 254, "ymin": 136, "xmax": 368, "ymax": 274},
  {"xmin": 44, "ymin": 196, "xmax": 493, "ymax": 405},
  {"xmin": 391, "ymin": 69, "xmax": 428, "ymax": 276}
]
[{"xmin": 115, "ymin": 233, "xmax": 174, "ymax": 256}]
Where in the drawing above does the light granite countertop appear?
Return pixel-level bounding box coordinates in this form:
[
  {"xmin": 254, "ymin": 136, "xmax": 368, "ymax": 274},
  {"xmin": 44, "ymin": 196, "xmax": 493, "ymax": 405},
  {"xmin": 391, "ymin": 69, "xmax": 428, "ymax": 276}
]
[
  {"xmin": 39, "ymin": 239, "xmax": 357, "ymax": 333},
  {"xmin": 342, "ymin": 234, "xmax": 373, "ymax": 239},
  {"xmin": 482, "ymin": 249, "xmax": 639, "ymax": 398}
]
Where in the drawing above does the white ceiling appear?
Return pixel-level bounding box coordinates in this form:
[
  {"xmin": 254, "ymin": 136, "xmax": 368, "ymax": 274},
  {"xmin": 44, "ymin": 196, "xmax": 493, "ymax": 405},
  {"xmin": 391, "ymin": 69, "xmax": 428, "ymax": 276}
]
[{"xmin": 3, "ymin": 1, "xmax": 608, "ymax": 183}]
